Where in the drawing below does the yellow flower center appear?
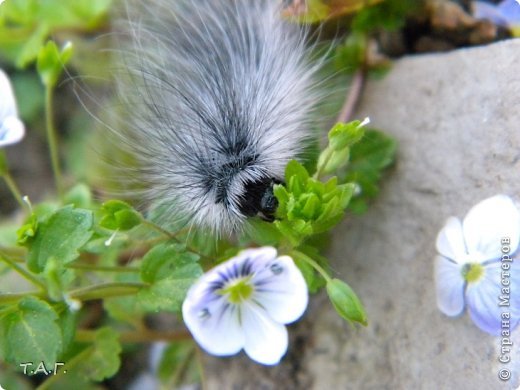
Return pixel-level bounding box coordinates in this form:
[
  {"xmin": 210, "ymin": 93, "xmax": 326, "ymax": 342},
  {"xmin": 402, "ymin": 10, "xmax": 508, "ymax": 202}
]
[
  {"xmin": 461, "ymin": 263, "xmax": 484, "ymax": 283},
  {"xmin": 219, "ymin": 277, "xmax": 254, "ymax": 304}
]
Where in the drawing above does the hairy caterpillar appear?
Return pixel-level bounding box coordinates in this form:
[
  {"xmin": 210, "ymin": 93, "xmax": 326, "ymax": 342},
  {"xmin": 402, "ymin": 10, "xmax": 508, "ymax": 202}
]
[{"xmin": 114, "ymin": 0, "xmax": 320, "ymax": 234}]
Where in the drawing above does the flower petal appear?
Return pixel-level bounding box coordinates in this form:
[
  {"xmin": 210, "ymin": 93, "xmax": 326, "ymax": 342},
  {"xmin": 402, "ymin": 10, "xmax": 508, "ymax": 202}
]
[
  {"xmin": 0, "ymin": 116, "xmax": 25, "ymax": 147},
  {"xmin": 510, "ymin": 259, "xmax": 520, "ymax": 319},
  {"xmin": 242, "ymin": 302, "xmax": 288, "ymax": 365},
  {"xmin": 435, "ymin": 255, "xmax": 465, "ymax": 316},
  {"xmin": 462, "ymin": 195, "xmax": 520, "ymax": 262},
  {"xmin": 436, "ymin": 217, "xmax": 467, "ymax": 263},
  {"xmin": 498, "ymin": 0, "xmax": 520, "ymax": 25},
  {"xmin": 182, "ymin": 287, "xmax": 245, "ymax": 356},
  {"xmin": 465, "ymin": 261, "xmax": 520, "ymax": 335},
  {"xmin": 473, "ymin": 1, "xmax": 511, "ymax": 26},
  {"xmin": 251, "ymin": 255, "xmax": 308, "ymax": 324},
  {"xmin": 0, "ymin": 69, "xmax": 18, "ymax": 119}
]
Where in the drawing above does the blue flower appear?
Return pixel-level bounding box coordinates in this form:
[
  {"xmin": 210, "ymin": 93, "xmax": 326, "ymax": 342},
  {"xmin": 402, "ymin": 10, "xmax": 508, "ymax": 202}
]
[
  {"xmin": 182, "ymin": 247, "xmax": 308, "ymax": 365},
  {"xmin": 435, "ymin": 195, "xmax": 520, "ymax": 335},
  {"xmin": 473, "ymin": 0, "xmax": 520, "ymax": 30},
  {"xmin": 0, "ymin": 69, "xmax": 24, "ymax": 148}
]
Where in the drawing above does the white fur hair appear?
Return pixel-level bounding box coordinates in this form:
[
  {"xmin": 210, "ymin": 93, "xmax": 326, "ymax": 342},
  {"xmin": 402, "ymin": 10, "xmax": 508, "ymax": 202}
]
[{"xmin": 113, "ymin": 0, "xmax": 321, "ymax": 235}]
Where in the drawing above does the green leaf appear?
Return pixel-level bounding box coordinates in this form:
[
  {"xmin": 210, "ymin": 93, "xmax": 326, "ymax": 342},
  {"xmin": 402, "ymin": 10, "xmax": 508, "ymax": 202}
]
[
  {"xmin": 99, "ymin": 200, "xmax": 142, "ymax": 231},
  {"xmin": 11, "ymin": 72, "xmax": 45, "ymax": 121},
  {"xmin": 352, "ymin": 0, "xmax": 415, "ymax": 32},
  {"xmin": 326, "ymin": 278, "xmax": 367, "ymax": 326},
  {"xmin": 57, "ymin": 308, "xmax": 77, "ymax": 355},
  {"xmin": 27, "ymin": 206, "xmax": 94, "ymax": 272},
  {"xmin": 319, "ymin": 147, "xmax": 351, "ymax": 175},
  {"xmin": 16, "ymin": 213, "xmax": 38, "ymax": 245},
  {"xmin": 328, "ymin": 121, "xmax": 366, "ymax": 151},
  {"xmin": 274, "ymin": 219, "xmax": 312, "ymax": 246},
  {"xmin": 104, "ymin": 271, "xmax": 145, "ymax": 325},
  {"xmin": 77, "ymin": 327, "xmax": 121, "ymax": 381},
  {"xmin": 141, "ymin": 242, "xmax": 200, "ymax": 283},
  {"xmin": 63, "ymin": 183, "xmax": 92, "ymax": 209},
  {"xmin": 36, "ymin": 40, "xmax": 74, "ymax": 88},
  {"xmin": 157, "ymin": 342, "xmax": 199, "ymax": 387},
  {"xmin": 345, "ymin": 129, "xmax": 397, "ymax": 213},
  {"xmin": 285, "ymin": 159, "xmax": 309, "ymax": 184},
  {"xmin": 301, "ymin": 193, "xmax": 321, "ymax": 220},
  {"xmin": 16, "ymin": 24, "xmax": 49, "ymax": 68},
  {"xmin": 138, "ymin": 264, "xmax": 203, "ymax": 312},
  {"xmin": 2, "ymin": 297, "xmax": 63, "ymax": 369},
  {"xmin": 334, "ymin": 33, "xmax": 367, "ymax": 74}
]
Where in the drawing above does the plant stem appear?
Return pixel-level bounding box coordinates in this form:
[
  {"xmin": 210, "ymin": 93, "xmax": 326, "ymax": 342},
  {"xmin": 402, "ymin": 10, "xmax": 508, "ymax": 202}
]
[
  {"xmin": 68, "ymin": 282, "xmax": 147, "ymax": 301},
  {"xmin": 141, "ymin": 219, "xmax": 177, "ymax": 239},
  {"xmin": 195, "ymin": 346, "xmax": 208, "ymax": 390},
  {"xmin": 140, "ymin": 219, "xmax": 211, "ymax": 261},
  {"xmin": 336, "ymin": 68, "xmax": 366, "ymax": 123},
  {"xmin": 76, "ymin": 328, "xmax": 191, "ymax": 343},
  {"xmin": 1, "ymin": 171, "xmax": 28, "ymax": 212},
  {"xmin": 291, "ymin": 250, "xmax": 332, "ymax": 282},
  {"xmin": 0, "ymin": 291, "xmax": 44, "ymax": 304},
  {"xmin": 313, "ymin": 148, "xmax": 332, "ymax": 180},
  {"xmin": 45, "ymin": 87, "xmax": 64, "ymax": 198},
  {"xmin": 0, "ymin": 254, "xmax": 46, "ymax": 290},
  {"xmin": 66, "ymin": 263, "xmax": 140, "ymax": 273}
]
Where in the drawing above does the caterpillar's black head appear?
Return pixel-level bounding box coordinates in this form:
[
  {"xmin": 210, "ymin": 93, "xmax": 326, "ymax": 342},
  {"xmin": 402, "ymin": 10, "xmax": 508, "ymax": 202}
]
[{"xmin": 238, "ymin": 178, "xmax": 281, "ymax": 222}]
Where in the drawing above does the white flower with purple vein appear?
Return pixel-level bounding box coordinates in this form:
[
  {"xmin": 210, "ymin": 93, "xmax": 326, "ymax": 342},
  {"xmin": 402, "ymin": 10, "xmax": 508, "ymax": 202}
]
[
  {"xmin": 435, "ymin": 195, "xmax": 520, "ymax": 335},
  {"xmin": 0, "ymin": 69, "xmax": 24, "ymax": 147},
  {"xmin": 182, "ymin": 247, "xmax": 308, "ymax": 365}
]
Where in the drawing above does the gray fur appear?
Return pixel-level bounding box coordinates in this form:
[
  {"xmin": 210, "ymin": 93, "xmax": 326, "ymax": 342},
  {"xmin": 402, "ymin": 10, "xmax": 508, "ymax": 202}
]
[{"xmin": 115, "ymin": 0, "xmax": 320, "ymax": 234}]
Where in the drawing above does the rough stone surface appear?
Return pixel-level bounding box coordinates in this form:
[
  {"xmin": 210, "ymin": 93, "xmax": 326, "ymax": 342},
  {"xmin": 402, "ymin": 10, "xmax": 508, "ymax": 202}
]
[{"xmin": 204, "ymin": 38, "xmax": 520, "ymax": 389}]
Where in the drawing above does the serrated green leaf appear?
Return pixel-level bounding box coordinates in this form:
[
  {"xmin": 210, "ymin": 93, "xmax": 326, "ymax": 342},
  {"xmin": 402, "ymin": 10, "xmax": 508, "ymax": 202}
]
[
  {"xmin": 138, "ymin": 263, "xmax": 202, "ymax": 312},
  {"xmin": 3, "ymin": 296, "xmax": 63, "ymax": 369},
  {"xmin": 77, "ymin": 327, "xmax": 121, "ymax": 381},
  {"xmin": 326, "ymin": 278, "xmax": 367, "ymax": 326},
  {"xmin": 27, "ymin": 206, "xmax": 94, "ymax": 272},
  {"xmin": 141, "ymin": 243, "xmax": 200, "ymax": 283}
]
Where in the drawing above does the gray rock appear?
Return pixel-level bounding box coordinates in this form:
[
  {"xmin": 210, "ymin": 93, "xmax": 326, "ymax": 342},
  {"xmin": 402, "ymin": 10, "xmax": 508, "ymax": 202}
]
[{"xmin": 204, "ymin": 38, "xmax": 520, "ymax": 390}]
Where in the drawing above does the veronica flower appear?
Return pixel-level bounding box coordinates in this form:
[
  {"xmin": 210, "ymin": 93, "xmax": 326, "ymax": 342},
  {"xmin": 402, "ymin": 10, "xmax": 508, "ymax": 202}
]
[
  {"xmin": 435, "ymin": 195, "xmax": 520, "ymax": 335},
  {"xmin": 0, "ymin": 69, "xmax": 24, "ymax": 147},
  {"xmin": 182, "ymin": 247, "xmax": 308, "ymax": 365},
  {"xmin": 473, "ymin": 0, "xmax": 520, "ymax": 30}
]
